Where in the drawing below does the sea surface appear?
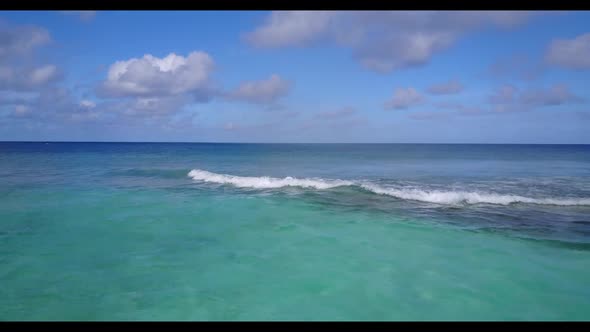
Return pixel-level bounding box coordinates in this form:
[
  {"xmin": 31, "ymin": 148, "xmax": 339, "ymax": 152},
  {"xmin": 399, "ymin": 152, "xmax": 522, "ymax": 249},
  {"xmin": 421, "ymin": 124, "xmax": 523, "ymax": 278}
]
[{"xmin": 1, "ymin": 142, "xmax": 589, "ymax": 320}]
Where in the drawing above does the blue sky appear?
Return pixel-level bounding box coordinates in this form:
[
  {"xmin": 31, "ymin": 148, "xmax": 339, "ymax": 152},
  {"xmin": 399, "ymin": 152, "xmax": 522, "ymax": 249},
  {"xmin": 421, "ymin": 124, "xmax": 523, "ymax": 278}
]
[{"xmin": 0, "ymin": 10, "xmax": 589, "ymax": 143}]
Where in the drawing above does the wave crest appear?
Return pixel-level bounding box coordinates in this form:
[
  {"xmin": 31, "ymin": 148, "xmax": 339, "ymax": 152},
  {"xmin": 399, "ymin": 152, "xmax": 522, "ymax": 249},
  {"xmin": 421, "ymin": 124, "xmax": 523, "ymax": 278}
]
[
  {"xmin": 187, "ymin": 169, "xmax": 353, "ymax": 189},
  {"xmin": 188, "ymin": 169, "xmax": 590, "ymax": 206},
  {"xmin": 359, "ymin": 184, "xmax": 590, "ymax": 206}
]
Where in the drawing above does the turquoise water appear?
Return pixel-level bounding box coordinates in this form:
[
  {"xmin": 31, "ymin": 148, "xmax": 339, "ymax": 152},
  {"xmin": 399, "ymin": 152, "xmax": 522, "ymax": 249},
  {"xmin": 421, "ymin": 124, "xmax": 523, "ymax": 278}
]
[{"xmin": 1, "ymin": 143, "xmax": 589, "ymax": 320}]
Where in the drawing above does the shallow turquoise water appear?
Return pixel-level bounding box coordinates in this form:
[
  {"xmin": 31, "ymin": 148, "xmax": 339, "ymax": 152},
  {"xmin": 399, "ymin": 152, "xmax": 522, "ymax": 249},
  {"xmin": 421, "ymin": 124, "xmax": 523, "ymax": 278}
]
[{"xmin": 1, "ymin": 143, "xmax": 589, "ymax": 320}]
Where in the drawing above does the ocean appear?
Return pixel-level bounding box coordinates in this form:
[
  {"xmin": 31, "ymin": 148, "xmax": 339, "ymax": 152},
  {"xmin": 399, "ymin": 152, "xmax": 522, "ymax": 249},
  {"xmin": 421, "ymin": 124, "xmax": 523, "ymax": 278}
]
[{"xmin": 1, "ymin": 142, "xmax": 589, "ymax": 320}]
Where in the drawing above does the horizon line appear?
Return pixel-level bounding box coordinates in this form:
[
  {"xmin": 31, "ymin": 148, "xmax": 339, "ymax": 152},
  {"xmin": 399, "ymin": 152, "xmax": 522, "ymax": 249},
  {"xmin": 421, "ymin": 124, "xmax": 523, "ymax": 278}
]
[{"xmin": 0, "ymin": 141, "xmax": 588, "ymax": 145}]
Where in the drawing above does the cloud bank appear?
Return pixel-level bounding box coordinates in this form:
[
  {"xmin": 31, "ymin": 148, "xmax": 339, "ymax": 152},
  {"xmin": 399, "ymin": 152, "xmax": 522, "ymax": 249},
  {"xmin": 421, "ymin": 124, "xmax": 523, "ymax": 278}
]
[
  {"xmin": 246, "ymin": 11, "xmax": 538, "ymax": 73},
  {"xmin": 545, "ymin": 32, "xmax": 590, "ymax": 70}
]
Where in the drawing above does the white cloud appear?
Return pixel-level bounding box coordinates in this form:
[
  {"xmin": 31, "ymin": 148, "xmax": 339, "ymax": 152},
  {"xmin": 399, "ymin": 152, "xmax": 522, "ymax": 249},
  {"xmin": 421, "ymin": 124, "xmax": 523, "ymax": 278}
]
[
  {"xmin": 426, "ymin": 80, "xmax": 463, "ymax": 95},
  {"xmin": 79, "ymin": 100, "xmax": 96, "ymax": 109},
  {"xmin": 520, "ymin": 84, "xmax": 582, "ymax": 106},
  {"xmin": 6, "ymin": 88, "xmax": 98, "ymax": 122},
  {"xmin": 245, "ymin": 11, "xmax": 336, "ymax": 47},
  {"xmin": 226, "ymin": 74, "xmax": 290, "ymax": 104},
  {"xmin": 93, "ymin": 52, "xmax": 217, "ymax": 120},
  {"xmin": 30, "ymin": 65, "xmax": 59, "ymax": 85},
  {"xmin": 0, "ymin": 22, "xmax": 59, "ymax": 93},
  {"xmin": 489, "ymin": 85, "xmax": 518, "ymax": 104},
  {"xmin": 35, "ymin": 87, "xmax": 85, "ymax": 116},
  {"xmin": 428, "ymin": 83, "xmax": 579, "ymax": 118},
  {"xmin": 245, "ymin": 11, "xmax": 539, "ymax": 73},
  {"xmin": 545, "ymin": 32, "xmax": 590, "ymax": 70},
  {"xmin": 486, "ymin": 84, "xmax": 581, "ymax": 113},
  {"xmin": 0, "ymin": 21, "xmax": 51, "ymax": 60},
  {"xmin": 120, "ymin": 96, "xmax": 191, "ymax": 117},
  {"xmin": 354, "ymin": 30, "xmax": 456, "ymax": 72},
  {"xmin": 384, "ymin": 87, "xmax": 424, "ymax": 110},
  {"xmin": 99, "ymin": 52, "xmax": 215, "ymax": 98},
  {"xmin": 0, "ymin": 65, "xmax": 61, "ymax": 91}
]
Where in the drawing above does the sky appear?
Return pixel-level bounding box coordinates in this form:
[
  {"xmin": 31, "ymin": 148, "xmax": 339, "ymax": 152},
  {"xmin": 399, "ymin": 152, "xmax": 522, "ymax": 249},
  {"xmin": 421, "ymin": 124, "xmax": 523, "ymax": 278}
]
[{"xmin": 0, "ymin": 10, "xmax": 589, "ymax": 143}]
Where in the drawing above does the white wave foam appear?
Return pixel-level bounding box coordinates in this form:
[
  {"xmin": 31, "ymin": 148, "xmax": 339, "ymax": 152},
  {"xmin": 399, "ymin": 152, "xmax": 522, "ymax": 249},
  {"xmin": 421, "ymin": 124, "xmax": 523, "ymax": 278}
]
[
  {"xmin": 188, "ymin": 169, "xmax": 590, "ymax": 206},
  {"xmin": 187, "ymin": 169, "xmax": 353, "ymax": 189},
  {"xmin": 359, "ymin": 184, "xmax": 590, "ymax": 206}
]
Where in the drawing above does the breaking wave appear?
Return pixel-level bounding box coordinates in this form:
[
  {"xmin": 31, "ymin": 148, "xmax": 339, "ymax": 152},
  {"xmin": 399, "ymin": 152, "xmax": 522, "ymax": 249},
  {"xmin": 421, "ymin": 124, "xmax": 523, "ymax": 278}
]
[
  {"xmin": 188, "ymin": 169, "xmax": 590, "ymax": 206},
  {"xmin": 188, "ymin": 169, "xmax": 353, "ymax": 189}
]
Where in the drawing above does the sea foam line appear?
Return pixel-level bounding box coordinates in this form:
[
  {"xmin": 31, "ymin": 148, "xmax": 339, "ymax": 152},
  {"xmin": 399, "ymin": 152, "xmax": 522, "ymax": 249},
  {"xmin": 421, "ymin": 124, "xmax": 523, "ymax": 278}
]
[
  {"xmin": 188, "ymin": 169, "xmax": 590, "ymax": 206},
  {"xmin": 187, "ymin": 169, "xmax": 353, "ymax": 189}
]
